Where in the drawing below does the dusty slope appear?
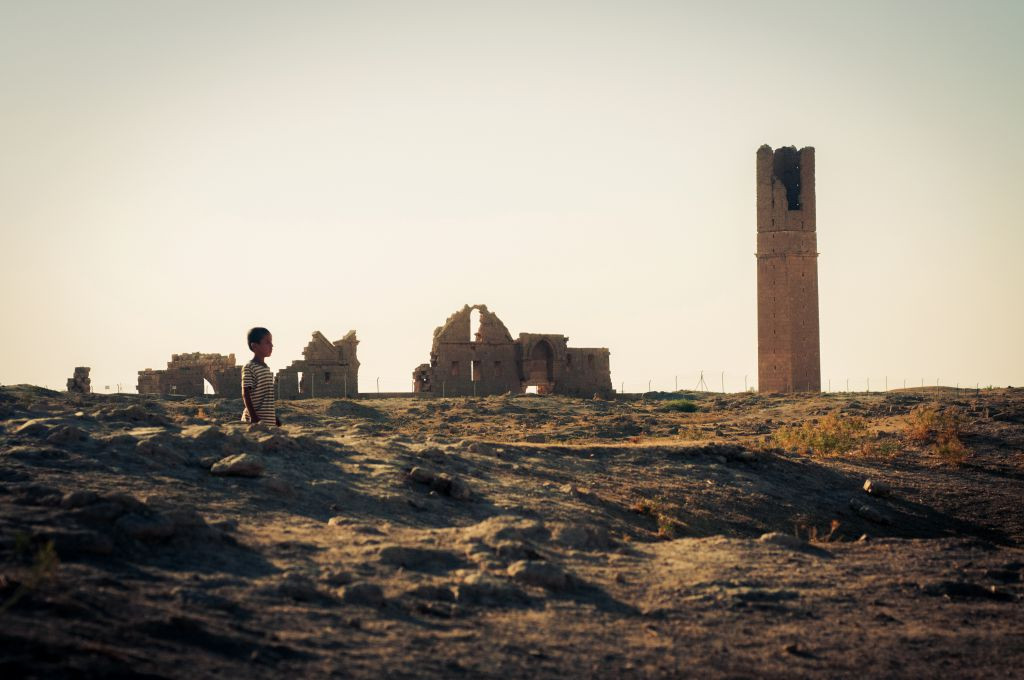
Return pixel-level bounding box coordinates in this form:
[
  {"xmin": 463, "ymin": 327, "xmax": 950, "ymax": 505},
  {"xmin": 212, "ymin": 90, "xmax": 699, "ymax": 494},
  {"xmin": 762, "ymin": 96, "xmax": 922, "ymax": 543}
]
[{"xmin": 1, "ymin": 386, "xmax": 1022, "ymax": 678}]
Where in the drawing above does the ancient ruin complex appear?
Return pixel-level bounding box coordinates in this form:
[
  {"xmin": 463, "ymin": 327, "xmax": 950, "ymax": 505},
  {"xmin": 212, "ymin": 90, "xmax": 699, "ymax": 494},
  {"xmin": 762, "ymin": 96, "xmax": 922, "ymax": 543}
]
[
  {"xmin": 756, "ymin": 145, "xmax": 821, "ymax": 393},
  {"xmin": 276, "ymin": 331, "xmax": 359, "ymax": 399},
  {"xmin": 413, "ymin": 305, "xmax": 612, "ymax": 397},
  {"xmin": 66, "ymin": 367, "xmax": 91, "ymax": 394},
  {"xmin": 137, "ymin": 353, "xmax": 242, "ymax": 397}
]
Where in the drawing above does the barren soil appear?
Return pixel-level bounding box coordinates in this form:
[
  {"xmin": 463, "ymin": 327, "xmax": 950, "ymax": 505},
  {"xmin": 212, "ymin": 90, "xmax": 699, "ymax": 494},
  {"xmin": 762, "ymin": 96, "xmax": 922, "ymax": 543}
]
[{"xmin": 1, "ymin": 386, "xmax": 1023, "ymax": 678}]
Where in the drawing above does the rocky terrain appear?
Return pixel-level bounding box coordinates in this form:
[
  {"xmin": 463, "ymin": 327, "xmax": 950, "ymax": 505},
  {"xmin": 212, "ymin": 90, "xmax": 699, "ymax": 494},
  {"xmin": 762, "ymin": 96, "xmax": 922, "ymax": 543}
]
[{"xmin": 1, "ymin": 385, "xmax": 1022, "ymax": 678}]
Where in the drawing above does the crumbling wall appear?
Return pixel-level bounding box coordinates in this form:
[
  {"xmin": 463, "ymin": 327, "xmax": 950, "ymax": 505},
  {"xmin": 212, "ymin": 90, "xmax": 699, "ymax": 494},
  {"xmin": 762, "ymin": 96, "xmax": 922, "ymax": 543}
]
[
  {"xmin": 137, "ymin": 353, "xmax": 241, "ymax": 397},
  {"xmin": 756, "ymin": 144, "xmax": 820, "ymax": 393},
  {"xmin": 66, "ymin": 367, "xmax": 91, "ymax": 394},
  {"xmin": 413, "ymin": 304, "xmax": 612, "ymax": 397},
  {"xmin": 277, "ymin": 330, "xmax": 359, "ymax": 399}
]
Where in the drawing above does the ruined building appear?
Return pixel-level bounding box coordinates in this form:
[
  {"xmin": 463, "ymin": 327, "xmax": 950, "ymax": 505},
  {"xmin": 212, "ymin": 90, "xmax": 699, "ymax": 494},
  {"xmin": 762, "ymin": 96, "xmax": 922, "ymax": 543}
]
[
  {"xmin": 756, "ymin": 145, "xmax": 821, "ymax": 392},
  {"xmin": 413, "ymin": 304, "xmax": 612, "ymax": 397},
  {"xmin": 137, "ymin": 353, "xmax": 242, "ymax": 397},
  {"xmin": 276, "ymin": 331, "xmax": 359, "ymax": 399},
  {"xmin": 67, "ymin": 367, "xmax": 91, "ymax": 393}
]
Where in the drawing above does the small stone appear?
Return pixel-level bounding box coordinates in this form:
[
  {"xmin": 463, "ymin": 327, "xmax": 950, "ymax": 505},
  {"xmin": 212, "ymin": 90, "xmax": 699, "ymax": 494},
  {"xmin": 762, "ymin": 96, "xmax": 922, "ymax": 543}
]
[
  {"xmin": 758, "ymin": 532, "xmax": 805, "ymax": 549},
  {"xmin": 507, "ymin": 560, "xmax": 571, "ymax": 591},
  {"xmin": 408, "ymin": 467, "xmax": 436, "ymax": 484},
  {"xmin": 862, "ymin": 479, "xmax": 892, "ymax": 497},
  {"xmin": 339, "ymin": 582, "xmax": 385, "ymax": 607},
  {"xmin": 210, "ymin": 453, "xmax": 265, "ymax": 477},
  {"xmin": 737, "ymin": 450, "xmax": 757, "ymax": 463},
  {"xmin": 60, "ymin": 490, "xmax": 99, "ymax": 508},
  {"xmin": 559, "ymin": 483, "xmax": 579, "ymax": 495}
]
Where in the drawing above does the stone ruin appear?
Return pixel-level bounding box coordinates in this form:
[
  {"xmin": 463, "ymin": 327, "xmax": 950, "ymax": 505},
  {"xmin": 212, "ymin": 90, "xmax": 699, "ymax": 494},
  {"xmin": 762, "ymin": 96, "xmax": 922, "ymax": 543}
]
[
  {"xmin": 137, "ymin": 353, "xmax": 242, "ymax": 397},
  {"xmin": 276, "ymin": 331, "xmax": 359, "ymax": 399},
  {"xmin": 412, "ymin": 304, "xmax": 612, "ymax": 397},
  {"xmin": 756, "ymin": 144, "xmax": 821, "ymax": 393},
  {"xmin": 66, "ymin": 367, "xmax": 91, "ymax": 393}
]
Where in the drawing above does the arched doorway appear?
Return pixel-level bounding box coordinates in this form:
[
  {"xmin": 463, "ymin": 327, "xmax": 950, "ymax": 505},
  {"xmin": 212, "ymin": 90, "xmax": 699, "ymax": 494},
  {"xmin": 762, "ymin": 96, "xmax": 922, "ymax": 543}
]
[{"xmin": 524, "ymin": 340, "xmax": 554, "ymax": 393}]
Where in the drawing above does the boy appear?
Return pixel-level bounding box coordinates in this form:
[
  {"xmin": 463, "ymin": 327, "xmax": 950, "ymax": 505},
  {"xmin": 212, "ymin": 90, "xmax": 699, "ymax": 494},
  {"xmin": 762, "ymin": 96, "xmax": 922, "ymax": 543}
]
[{"xmin": 242, "ymin": 327, "xmax": 280, "ymax": 426}]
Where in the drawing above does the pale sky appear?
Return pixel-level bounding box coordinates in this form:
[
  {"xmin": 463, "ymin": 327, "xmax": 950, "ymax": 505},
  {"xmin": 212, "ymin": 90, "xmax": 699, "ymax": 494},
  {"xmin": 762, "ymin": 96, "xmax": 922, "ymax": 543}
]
[{"xmin": 2, "ymin": 1, "xmax": 1022, "ymax": 393}]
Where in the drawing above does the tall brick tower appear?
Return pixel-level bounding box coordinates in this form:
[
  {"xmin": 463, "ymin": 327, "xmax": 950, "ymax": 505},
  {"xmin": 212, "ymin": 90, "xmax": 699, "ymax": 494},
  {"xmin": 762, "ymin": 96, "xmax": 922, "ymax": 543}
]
[{"xmin": 756, "ymin": 145, "xmax": 820, "ymax": 392}]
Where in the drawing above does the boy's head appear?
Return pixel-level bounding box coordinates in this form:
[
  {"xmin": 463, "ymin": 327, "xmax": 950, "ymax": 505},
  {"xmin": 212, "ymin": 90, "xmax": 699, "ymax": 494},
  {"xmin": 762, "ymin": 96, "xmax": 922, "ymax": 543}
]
[{"xmin": 247, "ymin": 327, "xmax": 273, "ymax": 359}]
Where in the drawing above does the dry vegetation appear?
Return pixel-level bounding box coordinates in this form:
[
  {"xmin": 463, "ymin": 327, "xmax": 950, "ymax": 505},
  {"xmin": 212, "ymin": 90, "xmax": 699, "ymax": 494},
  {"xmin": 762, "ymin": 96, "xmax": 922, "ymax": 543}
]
[{"xmin": 1, "ymin": 385, "xmax": 1023, "ymax": 678}]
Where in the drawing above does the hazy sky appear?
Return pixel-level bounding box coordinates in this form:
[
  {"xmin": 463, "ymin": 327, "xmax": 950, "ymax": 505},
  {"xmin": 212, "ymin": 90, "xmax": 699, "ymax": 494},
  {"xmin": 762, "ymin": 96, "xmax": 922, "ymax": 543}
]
[{"xmin": 2, "ymin": 1, "xmax": 1022, "ymax": 393}]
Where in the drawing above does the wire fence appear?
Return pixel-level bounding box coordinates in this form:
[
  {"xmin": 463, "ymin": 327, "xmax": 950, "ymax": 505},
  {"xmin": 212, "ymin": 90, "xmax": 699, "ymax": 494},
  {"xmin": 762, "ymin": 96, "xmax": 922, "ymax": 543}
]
[{"xmin": 617, "ymin": 372, "xmax": 1007, "ymax": 395}]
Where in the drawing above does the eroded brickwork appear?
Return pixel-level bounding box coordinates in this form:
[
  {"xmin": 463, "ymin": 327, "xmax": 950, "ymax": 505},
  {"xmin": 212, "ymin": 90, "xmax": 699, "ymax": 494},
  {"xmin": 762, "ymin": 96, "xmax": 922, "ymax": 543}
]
[
  {"xmin": 137, "ymin": 353, "xmax": 241, "ymax": 397},
  {"xmin": 276, "ymin": 331, "xmax": 359, "ymax": 399},
  {"xmin": 413, "ymin": 304, "xmax": 612, "ymax": 397},
  {"xmin": 756, "ymin": 145, "xmax": 821, "ymax": 393},
  {"xmin": 67, "ymin": 367, "xmax": 91, "ymax": 393}
]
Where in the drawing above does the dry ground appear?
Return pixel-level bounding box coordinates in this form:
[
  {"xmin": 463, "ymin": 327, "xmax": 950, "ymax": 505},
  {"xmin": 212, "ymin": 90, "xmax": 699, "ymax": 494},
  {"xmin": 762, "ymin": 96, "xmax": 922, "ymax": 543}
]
[{"xmin": 1, "ymin": 385, "xmax": 1022, "ymax": 678}]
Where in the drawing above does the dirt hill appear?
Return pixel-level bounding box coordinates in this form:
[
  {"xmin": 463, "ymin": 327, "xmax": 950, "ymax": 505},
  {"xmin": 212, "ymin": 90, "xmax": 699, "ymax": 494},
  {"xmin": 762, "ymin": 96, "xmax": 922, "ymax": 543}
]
[{"xmin": 1, "ymin": 386, "xmax": 1022, "ymax": 678}]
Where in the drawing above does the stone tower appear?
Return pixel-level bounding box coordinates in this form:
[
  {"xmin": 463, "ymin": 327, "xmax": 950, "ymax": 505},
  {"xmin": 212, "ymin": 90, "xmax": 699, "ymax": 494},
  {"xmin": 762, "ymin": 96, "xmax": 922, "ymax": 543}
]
[{"xmin": 756, "ymin": 145, "xmax": 820, "ymax": 392}]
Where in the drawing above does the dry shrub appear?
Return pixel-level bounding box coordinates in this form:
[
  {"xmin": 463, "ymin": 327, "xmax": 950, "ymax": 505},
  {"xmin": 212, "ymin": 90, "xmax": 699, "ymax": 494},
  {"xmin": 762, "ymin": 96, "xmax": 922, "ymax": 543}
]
[
  {"xmin": 629, "ymin": 497, "xmax": 685, "ymax": 539},
  {"xmin": 772, "ymin": 411, "xmax": 868, "ymax": 456},
  {"xmin": 904, "ymin": 405, "xmax": 968, "ymax": 465},
  {"xmin": 860, "ymin": 438, "xmax": 902, "ymax": 458}
]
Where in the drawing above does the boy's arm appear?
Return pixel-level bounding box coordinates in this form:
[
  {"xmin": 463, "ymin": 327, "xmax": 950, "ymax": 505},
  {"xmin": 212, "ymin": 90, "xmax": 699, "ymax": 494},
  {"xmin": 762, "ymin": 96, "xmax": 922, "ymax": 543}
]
[{"xmin": 242, "ymin": 386, "xmax": 260, "ymax": 423}]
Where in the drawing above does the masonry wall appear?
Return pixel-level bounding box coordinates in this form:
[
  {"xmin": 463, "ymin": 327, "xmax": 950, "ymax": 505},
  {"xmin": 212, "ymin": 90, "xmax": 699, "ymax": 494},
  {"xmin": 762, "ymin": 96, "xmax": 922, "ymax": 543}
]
[
  {"xmin": 756, "ymin": 145, "xmax": 821, "ymax": 392},
  {"xmin": 413, "ymin": 305, "xmax": 613, "ymax": 397}
]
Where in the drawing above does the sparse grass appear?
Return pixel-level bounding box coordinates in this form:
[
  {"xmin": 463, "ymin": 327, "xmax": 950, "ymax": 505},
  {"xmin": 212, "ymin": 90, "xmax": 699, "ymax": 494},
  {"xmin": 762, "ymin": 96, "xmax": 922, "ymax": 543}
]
[
  {"xmin": 0, "ymin": 535, "xmax": 59, "ymax": 616},
  {"xmin": 661, "ymin": 399, "xmax": 698, "ymax": 413},
  {"xmin": 904, "ymin": 405, "xmax": 969, "ymax": 465},
  {"xmin": 772, "ymin": 411, "xmax": 869, "ymax": 456},
  {"xmin": 860, "ymin": 438, "xmax": 902, "ymax": 458},
  {"xmin": 629, "ymin": 497, "xmax": 686, "ymax": 539}
]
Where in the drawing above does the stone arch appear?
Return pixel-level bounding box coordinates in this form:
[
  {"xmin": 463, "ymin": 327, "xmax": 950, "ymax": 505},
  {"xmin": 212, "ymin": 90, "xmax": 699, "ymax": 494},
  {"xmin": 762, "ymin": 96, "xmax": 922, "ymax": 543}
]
[{"xmin": 524, "ymin": 339, "xmax": 554, "ymax": 389}]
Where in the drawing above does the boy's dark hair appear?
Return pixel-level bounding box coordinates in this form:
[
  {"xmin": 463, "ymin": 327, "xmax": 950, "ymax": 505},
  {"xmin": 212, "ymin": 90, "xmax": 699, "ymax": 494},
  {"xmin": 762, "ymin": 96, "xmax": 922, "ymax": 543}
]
[{"xmin": 247, "ymin": 327, "xmax": 271, "ymax": 351}]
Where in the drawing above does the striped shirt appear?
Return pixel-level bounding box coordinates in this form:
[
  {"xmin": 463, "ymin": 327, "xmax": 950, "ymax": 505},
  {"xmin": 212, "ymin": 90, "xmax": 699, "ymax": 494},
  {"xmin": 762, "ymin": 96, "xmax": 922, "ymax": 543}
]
[{"xmin": 241, "ymin": 360, "xmax": 276, "ymax": 423}]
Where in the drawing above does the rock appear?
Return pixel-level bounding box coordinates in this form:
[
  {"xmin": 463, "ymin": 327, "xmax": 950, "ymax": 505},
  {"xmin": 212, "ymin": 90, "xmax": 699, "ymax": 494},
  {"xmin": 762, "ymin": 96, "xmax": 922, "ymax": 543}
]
[
  {"xmin": 408, "ymin": 467, "xmax": 436, "ymax": 484},
  {"xmin": 278, "ymin": 574, "xmax": 321, "ymax": 601},
  {"xmin": 261, "ymin": 477, "xmax": 294, "ymax": 497},
  {"xmin": 524, "ymin": 433, "xmax": 547, "ymax": 443},
  {"xmin": 45, "ymin": 425, "xmax": 90, "ymax": 446},
  {"xmin": 507, "ymin": 560, "xmax": 571, "ymax": 591},
  {"xmin": 552, "ymin": 524, "xmax": 611, "ymax": 551},
  {"xmin": 758, "ymin": 532, "xmax": 806, "ymax": 549},
  {"xmin": 378, "ymin": 546, "xmax": 462, "ymax": 572},
  {"xmin": 103, "ymin": 492, "xmax": 149, "ymax": 514},
  {"xmin": 60, "ymin": 490, "xmax": 99, "ymax": 508},
  {"xmin": 862, "ymin": 479, "xmax": 892, "ymax": 498},
  {"xmin": 444, "ymin": 474, "xmax": 472, "ymax": 500},
  {"xmin": 737, "ymin": 450, "xmax": 757, "ymax": 463},
  {"xmin": 559, "ymin": 483, "xmax": 580, "ymax": 495},
  {"xmin": 849, "ymin": 498, "xmax": 891, "ymax": 525},
  {"xmin": 339, "ymin": 582, "xmax": 385, "ymax": 607},
  {"xmin": 115, "ymin": 513, "xmax": 177, "ymax": 541},
  {"xmin": 455, "ymin": 572, "xmax": 527, "ymax": 605},
  {"xmin": 136, "ymin": 438, "xmax": 188, "ymax": 465},
  {"xmin": 405, "ymin": 584, "xmax": 456, "ymax": 602},
  {"xmin": 210, "ymin": 453, "xmax": 265, "ymax": 477},
  {"xmin": 321, "ymin": 569, "xmax": 355, "ymax": 586}
]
